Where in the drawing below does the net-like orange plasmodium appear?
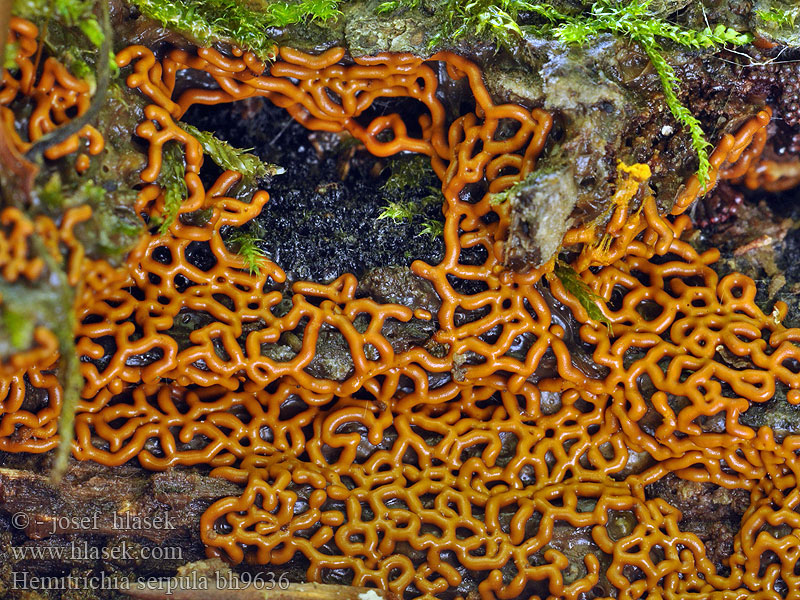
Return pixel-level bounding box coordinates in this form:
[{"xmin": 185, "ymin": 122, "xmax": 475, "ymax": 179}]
[
  {"xmin": 1, "ymin": 18, "xmax": 104, "ymax": 171},
  {"xmin": 0, "ymin": 20, "xmax": 116, "ymax": 454},
  {"xmin": 2, "ymin": 19, "xmax": 800, "ymax": 599},
  {"xmin": 0, "ymin": 203, "xmax": 124, "ymax": 453}
]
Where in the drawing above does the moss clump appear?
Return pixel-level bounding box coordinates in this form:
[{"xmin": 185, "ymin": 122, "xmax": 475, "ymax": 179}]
[
  {"xmin": 128, "ymin": 0, "xmax": 342, "ymax": 59},
  {"xmin": 1, "ymin": 308, "xmax": 34, "ymax": 352},
  {"xmin": 180, "ymin": 122, "xmax": 285, "ymax": 187},
  {"xmin": 69, "ymin": 180, "xmax": 141, "ymax": 254},
  {"xmin": 378, "ymin": 155, "xmax": 444, "ymax": 240},
  {"xmin": 753, "ymin": 2, "xmax": 800, "ymax": 45},
  {"xmin": 378, "ymin": 191, "xmax": 444, "ymax": 239},
  {"xmin": 380, "ymin": 0, "xmax": 752, "ymax": 188},
  {"xmin": 417, "ymin": 219, "xmax": 444, "ymax": 239},
  {"xmin": 755, "ymin": 6, "xmax": 798, "ymax": 28},
  {"xmin": 12, "ymin": 0, "xmax": 105, "ymax": 46},
  {"xmin": 552, "ymin": 261, "xmax": 614, "ymax": 334},
  {"xmin": 378, "ymin": 0, "xmax": 569, "ymax": 50},
  {"xmin": 3, "ymin": 42, "xmax": 19, "ymax": 70},
  {"xmin": 37, "ymin": 174, "xmax": 142, "ymax": 262},
  {"xmin": 381, "ymin": 154, "xmax": 434, "ymax": 194},
  {"xmin": 224, "ymin": 226, "xmax": 269, "ymax": 276},
  {"xmin": 40, "ymin": 174, "xmax": 68, "ymax": 211},
  {"xmin": 152, "ymin": 142, "xmax": 188, "ymax": 235}
]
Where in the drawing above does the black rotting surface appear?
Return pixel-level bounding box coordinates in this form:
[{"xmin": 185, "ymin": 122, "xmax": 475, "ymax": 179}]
[
  {"xmin": 646, "ymin": 474, "xmax": 751, "ymax": 574},
  {"xmin": 692, "ymin": 171, "xmax": 800, "ymax": 329},
  {"xmin": 184, "ymin": 97, "xmax": 445, "ymax": 283}
]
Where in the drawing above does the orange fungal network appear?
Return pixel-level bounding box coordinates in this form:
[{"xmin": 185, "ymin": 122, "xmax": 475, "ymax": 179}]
[
  {"xmin": 0, "ymin": 18, "xmax": 799, "ymax": 600},
  {"xmin": 2, "ymin": 18, "xmax": 104, "ymax": 170}
]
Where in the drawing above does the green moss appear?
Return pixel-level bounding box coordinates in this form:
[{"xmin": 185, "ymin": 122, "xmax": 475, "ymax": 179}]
[
  {"xmin": 40, "ymin": 174, "xmax": 67, "ymax": 210},
  {"xmin": 490, "ymin": 164, "xmax": 560, "ymax": 206},
  {"xmin": 80, "ymin": 179, "xmax": 106, "ymax": 204},
  {"xmin": 552, "ymin": 0, "xmax": 751, "ymax": 187},
  {"xmin": 8, "ymin": 0, "xmax": 115, "ymax": 101},
  {"xmin": 67, "ymin": 56, "xmax": 92, "ymax": 79},
  {"xmin": 379, "ymin": 0, "xmax": 564, "ymax": 48},
  {"xmin": 454, "ymin": 1, "xmax": 568, "ymax": 50},
  {"xmin": 128, "ymin": 0, "xmax": 342, "ymax": 59},
  {"xmin": 418, "ymin": 219, "xmax": 444, "ymax": 239},
  {"xmin": 754, "ymin": 2, "xmax": 800, "ymax": 45},
  {"xmin": 111, "ymin": 219, "xmax": 145, "ymax": 239},
  {"xmin": 377, "ymin": 199, "xmax": 417, "ymax": 222},
  {"xmin": 377, "ymin": 194, "xmax": 444, "ymax": 239},
  {"xmin": 642, "ymin": 43, "xmax": 712, "ymax": 186},
  {"xmin": 54, "ymin": 0, "xmax": 104, "ymax": 45},
  {"xmin": 1, "ymin": 308, "xmax": 34, "ymax": 351},
  {"xmin": 86, "ymin": 196, "xmax": 143, "ymax": 260},
  {"xmin": 12, "ymin": 0, "xmax": 105, "ymax": 46},
  {"xmin": 179, "ymin": 122, "xmax": 285, "ymax": 186},
  {"xmin": 490, "ymin": 187, "xmax": 512, "ymax": 206},
  {"xmin": 154, "ymin": 142, "xmax": 188, "ymax": 235},
  {"xmin": 4, "ymin": 42, "xmax": 19, "ymax": 70},
  {"xmin": 553, "ymin": 261, "xmax": 614, "ymax": 334},
  {"xmin": 37, "ymin": 173, "xmax": 141, "ymax": 261},
  {"xmin": 225, "ymin": 227, "xmax": 269, "ymax": 275},
  {"xmin": 376, "ymin": 0, "xmax": 568, "ymax": 50},
  {"xmin": 380, "ymin": 0, "xmax": 752, "ymax": 188},
  {"xmin": 381, "ymin": 155, "xmax": 433, "ymax": 194},
  {"xmin": 756, "ymin": 6, "xmax": 798, "ymax": 28},
  {"xmin": 378, "ymin": 156, "xmax": 444, "ymax": 239}
]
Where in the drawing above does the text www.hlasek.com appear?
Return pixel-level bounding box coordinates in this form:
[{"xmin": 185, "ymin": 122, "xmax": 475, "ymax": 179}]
[{"xmin": 9, "ymin": 540, "xmax": 182, "ymax": 561}]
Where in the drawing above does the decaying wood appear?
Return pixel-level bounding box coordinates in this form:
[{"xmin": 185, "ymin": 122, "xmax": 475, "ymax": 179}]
[
  {"xmin": 0, "ymin": 462, "xmax": 241, "ymax": 544},
  {"xmin": 0, "ymin": 463, "xmax": 400, "ymax": 599}
]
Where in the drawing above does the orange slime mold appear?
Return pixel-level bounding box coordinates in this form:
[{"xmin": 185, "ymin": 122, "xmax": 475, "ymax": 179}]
[
  {"xmin": 1, "ymin": 18, "xmax": 104, "ymax": 169},
  {"xmin": 1, "ymin": 20, "xmax": 799, "ymax": 600}
]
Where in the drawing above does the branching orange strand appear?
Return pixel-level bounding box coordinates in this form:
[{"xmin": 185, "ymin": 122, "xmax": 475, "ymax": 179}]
[{"xmin": 1, "ymin": 18, "xmax": 104, "ymax": 171}]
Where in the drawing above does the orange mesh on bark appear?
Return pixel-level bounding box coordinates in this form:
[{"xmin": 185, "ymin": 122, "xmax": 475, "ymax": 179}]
[{"xmin": 1, "ymin": 21, "xmax": 799, "ymax": 599}]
